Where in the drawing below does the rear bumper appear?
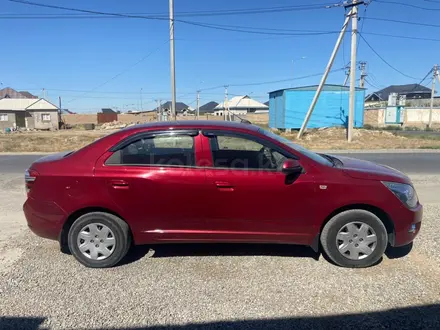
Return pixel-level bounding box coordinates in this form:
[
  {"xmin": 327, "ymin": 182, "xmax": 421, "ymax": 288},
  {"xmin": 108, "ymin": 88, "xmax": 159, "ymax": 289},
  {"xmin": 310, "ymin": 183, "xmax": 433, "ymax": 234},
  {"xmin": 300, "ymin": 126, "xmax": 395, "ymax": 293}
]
[
  {"xmin": 391, "ymin": 203, "xmax": 423, "ymax": 247},
  {"xmin": 23, "ymin": 197, "xmax": 66, "ymax": 241}
]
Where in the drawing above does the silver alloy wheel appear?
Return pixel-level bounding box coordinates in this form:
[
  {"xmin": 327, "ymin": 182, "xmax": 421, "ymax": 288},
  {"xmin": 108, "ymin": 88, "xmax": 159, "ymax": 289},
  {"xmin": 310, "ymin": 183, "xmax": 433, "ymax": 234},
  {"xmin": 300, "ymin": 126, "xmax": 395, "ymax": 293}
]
[
  {"xmin": 76, "ymin": 223, "xmax": 116, "ymax": 260},
  {"xmin": 336, "ymin": 222, "xmax": 378, "ymax": 260}
]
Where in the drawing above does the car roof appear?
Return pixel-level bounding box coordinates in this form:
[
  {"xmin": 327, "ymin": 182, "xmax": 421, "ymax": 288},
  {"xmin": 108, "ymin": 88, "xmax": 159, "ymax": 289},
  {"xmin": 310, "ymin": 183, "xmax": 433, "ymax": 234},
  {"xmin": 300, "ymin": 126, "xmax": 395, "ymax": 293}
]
[{"xmin": 123, "ymin": 120, "xmax": 260, "ymax": 132}]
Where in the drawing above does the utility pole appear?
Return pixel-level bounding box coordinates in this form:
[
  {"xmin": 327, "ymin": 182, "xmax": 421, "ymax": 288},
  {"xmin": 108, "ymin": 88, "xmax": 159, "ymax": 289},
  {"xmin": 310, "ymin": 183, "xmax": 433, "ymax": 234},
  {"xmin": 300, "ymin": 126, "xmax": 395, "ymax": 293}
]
[
  {"xmin": 347, "ymin": 0, "xmax": 358, "ymax": 142},
  {"xmin": 343, "ymin": 64, "xmax": 350, "ymax": 86},
  {"xmin": 224, "ymin": 86, "xmax": 229, "ymax": 121},
  {"xmin": 196, "ymin": 90, "xmax": 200, "ymax": 120},
  {"xmin": 297, "ymin": 8, "xmax": 353, "ymax": 139},
  {"xmin": 58, "ymin": 96, "xmax": 62, "ymax": 129},
  {"xmin": 359, "ymin": 61, "xmax": 367, "ymax": 88},
  {"xmin": 140, "ymin": 88, "xmax": 143, "ymax": 111},
  {"xmin": 429, "ymin": 64, "xmax": 439, "ymax": 129},
  {"xmin": 155, "ymin": 99, "xmax": 159, "ymax": 121},
  {"xmin": 169, "ymin": 0, "xmax": 176, "ymax": 120}
]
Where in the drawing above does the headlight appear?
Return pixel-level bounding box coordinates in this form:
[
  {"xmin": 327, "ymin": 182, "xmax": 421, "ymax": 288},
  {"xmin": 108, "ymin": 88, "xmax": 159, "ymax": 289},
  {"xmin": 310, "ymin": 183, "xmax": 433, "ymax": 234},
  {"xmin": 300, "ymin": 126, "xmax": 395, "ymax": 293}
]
[{"xmin": 382, "ymin": 181, "xmax": 418, "ymax": 208}]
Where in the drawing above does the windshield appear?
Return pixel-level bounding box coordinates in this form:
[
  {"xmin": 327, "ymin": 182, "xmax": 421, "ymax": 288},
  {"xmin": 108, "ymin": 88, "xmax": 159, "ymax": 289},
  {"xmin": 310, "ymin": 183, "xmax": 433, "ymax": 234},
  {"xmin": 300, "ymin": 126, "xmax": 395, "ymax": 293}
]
[{"xmin": 258, "ymin": 128, "xmax": 333, "ymax": 166}]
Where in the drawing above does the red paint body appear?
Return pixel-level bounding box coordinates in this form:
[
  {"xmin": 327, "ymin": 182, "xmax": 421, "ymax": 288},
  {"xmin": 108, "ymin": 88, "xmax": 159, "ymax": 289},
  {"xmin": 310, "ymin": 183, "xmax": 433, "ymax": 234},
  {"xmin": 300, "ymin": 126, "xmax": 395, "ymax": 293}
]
[{"xmin": 23, "ymin": 121, "xmax": 422, "ymax": 250}]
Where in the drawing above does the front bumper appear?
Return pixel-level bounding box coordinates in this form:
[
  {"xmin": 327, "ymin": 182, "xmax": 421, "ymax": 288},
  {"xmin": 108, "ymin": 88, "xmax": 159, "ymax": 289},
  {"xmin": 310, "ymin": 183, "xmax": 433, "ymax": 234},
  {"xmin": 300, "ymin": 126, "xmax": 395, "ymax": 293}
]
[
  {"xmin": 23, "ymin": 197, "xmax": 66, "ymax": 241},
  {"xmin": 391, "ymin": 203, "xmax": 423, "ymax": 247}
]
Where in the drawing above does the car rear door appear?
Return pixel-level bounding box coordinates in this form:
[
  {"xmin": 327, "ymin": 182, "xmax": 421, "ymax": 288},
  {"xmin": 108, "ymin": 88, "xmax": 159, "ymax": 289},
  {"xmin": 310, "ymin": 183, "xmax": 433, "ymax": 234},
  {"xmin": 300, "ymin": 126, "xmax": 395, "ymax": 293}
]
[
  {"xmin": 200, "ymin": 130, "xmax": 316, "ymax": 245},
  {"xmin": 94, "ymin": 130, "xmax": 210, "ymax": 243}
]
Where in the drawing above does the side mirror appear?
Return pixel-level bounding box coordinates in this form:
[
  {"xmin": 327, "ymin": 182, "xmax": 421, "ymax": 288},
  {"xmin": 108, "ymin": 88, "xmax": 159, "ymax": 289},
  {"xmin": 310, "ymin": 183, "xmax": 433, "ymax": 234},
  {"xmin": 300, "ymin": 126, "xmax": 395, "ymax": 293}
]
[{"xmin": 282, "ymin": 159, "xmax": 302, "ymax": 174}]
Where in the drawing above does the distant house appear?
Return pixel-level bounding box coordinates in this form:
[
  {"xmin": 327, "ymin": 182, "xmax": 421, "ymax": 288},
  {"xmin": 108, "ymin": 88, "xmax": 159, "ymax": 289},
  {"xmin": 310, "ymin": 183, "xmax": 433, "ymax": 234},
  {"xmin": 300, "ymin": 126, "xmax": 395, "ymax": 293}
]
[
  {"xmin": 0, "ymin": 98, "xmax": 59, "ymax": 130},
  {"xmin": 365, "ymin": 84, "xmax": 432, "ymax": 103},
  {"xmin": 0, "ymin": 87, "xmax": 38, "ymax": 99},
  {"xmin": 199, "ymin": 101, "xmax": 219, "ymax": 114},
  {"xmin": 18, "ymin": 91, "xmax": 38, "ymax": 99},
  {"xmin": 214, "ymin": 95, "xmax": 269, "ymax": 116},
  {"xmin": 155, "ymin": 101, "xmax": 192, "ymax": 114}
]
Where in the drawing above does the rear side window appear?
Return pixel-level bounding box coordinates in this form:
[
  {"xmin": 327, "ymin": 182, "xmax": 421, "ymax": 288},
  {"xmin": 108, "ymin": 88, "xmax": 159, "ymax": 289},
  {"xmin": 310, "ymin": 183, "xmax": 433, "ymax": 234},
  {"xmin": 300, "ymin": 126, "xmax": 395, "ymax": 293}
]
[{"xmin": 106, "ymin": 134, "xmax": 195, "ymax": 167}]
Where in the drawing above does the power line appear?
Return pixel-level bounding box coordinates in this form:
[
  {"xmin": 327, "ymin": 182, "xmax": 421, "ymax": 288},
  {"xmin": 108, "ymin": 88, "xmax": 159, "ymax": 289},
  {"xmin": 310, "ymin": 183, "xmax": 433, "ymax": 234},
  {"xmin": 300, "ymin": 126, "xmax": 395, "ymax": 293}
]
[
  {"xmin": 358, "ymin": 33, "xmax": 421, "ymax": 80},
  {"xmin": 6, "ymin": 0, "xmax": 337, "ymax": 19},
  {"xmin": 6, "ymin": 1, "xmax": 440, "ymax": 42},
  {"xmin": 367, "ymin": 72, "xmax": 385, "ymax": 88},
  {"xmin": 411, "ymin": 69, "xmax": 434, "ymax": 92},
  {"xmin": 365, "ymin": 17, "xmax": 440, "ymax": 28},
  {"xmin": 199, "ymin": 68, "xmax": 345, "ymax": 91},
  {"xmin": 178, "ymin": 20, "xmax": 340, "ymax": 36},
  {"xmin": 374, "ymin": 0, "xmax": 440, "ymax": 10},
  {"xmin": 362, "ymin": 31, "xmax": 440, "ymax": 43},
  {"xmin": 6, "ymin": 0, "xmax": 168, "ymax": 20},
  {"xmin": 364, "ymin": 78, "xmax": 381, "ymax": 90},
  {"xmin": 67, "ymin": 39, "xmax": 169, "ymax": 104}
]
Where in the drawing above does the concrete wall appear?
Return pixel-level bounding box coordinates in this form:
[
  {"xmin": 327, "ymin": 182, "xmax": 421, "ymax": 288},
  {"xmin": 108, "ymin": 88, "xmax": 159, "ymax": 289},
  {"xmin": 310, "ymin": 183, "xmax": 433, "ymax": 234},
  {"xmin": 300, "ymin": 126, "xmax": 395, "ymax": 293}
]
[
  {"xmin": 28, "ymin": 110, "xmax": 59, "ymax": 130},
  {"xmin": 404, "ymin": 108, "xmax": 440, "ymax": 128},
  {"xmin": 0, "ymin": 111, "xmax": 16, "ymax": 131},
  {"xmin": 364, "ymin": 108, "xmax": 385, "ymax": 127},
  {"xmin": 364, "ymin": 107, "xmax": 440, "ymax": 128},
  {"xmin": 118, "ymin": 113, "xmax": 156, "ymax": 123},
  {"xmin": 61, "ymin": 112, "xmax": 269, "ymax": 126},
  {"xmin": 62, "ymin": 114, "xmax": 97, "ymax": 125}
]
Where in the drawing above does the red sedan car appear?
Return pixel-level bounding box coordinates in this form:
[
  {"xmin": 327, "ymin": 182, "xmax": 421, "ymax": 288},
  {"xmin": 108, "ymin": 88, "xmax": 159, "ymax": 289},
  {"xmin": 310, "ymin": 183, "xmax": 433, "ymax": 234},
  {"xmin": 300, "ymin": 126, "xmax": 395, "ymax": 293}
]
[{"xmin": 24, "ymin": 121, "xmax": 422, "ymax": 268}]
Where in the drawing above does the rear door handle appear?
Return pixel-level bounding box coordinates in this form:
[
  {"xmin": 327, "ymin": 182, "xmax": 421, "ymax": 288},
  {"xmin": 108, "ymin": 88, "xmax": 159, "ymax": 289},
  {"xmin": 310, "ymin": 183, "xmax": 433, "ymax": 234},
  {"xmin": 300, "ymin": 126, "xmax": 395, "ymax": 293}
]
[
  {"xmin": 215, "ymin": 181, "xmax": 234, "ymax": 191},
  {"xmin": 110, "ymin": 179, "xmax": 129, "ymax": 189}
]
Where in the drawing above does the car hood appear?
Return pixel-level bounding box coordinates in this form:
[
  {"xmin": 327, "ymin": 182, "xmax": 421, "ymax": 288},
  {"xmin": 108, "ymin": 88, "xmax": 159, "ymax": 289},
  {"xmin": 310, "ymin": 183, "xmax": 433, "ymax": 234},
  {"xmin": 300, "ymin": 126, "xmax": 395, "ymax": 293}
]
[{"xmin": 332, "ymin": 155, "xmax": 411, "ymax": 184}]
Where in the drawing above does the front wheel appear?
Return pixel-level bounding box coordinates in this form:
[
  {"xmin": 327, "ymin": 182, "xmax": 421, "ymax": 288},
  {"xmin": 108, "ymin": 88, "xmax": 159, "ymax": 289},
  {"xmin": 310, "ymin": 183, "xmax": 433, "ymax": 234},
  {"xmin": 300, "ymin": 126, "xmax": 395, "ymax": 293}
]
[
  {"xmin": 68, "ymin": 212, "xmax": 131, "ymax": 268},
  {"xmin": 320, "ymin": 210, "xmax": 388, "ymax": 268}
]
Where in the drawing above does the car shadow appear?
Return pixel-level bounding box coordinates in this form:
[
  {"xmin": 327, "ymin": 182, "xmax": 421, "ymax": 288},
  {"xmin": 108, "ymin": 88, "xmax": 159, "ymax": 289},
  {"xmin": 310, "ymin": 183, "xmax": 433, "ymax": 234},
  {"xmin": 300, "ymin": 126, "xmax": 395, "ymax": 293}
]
[
  {"xmin": 385, "ymin": 242, "xmax": 413, "ymax": 259},
  {"xmin": 120, "ymin": 242, "xmax": 414, "ymax": 267},
  {"xmin": 119, "ymin": 243, "xmax": 320, "ymax": 266},
  {"xmin": 4, "ymin": 303, "xmax": 439, "ymax": 329},
  {"xmin": 0, "ymin": 317, "xmax": 45, "ymax": 330}
]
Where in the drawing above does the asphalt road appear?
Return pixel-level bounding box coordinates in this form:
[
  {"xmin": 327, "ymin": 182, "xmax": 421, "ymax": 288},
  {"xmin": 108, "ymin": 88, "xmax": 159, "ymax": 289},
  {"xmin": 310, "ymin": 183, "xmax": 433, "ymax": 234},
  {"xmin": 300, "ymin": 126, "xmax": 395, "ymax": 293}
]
[{"xmin": 1, "ymin": 152, "xmax": 439, "ymax": 175}]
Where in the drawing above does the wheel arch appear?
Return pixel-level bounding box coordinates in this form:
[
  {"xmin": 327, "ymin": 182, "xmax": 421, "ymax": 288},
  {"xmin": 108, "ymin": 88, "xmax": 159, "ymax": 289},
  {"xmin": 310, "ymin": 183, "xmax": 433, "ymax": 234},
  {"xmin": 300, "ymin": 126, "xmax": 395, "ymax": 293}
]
[
  {"xmin": 314, "ymin": 204, "xmax": 395, "ymax": 251},
  {"xmin": 59, "ymin": 206, "xmax": 132, "ymax": 253}
]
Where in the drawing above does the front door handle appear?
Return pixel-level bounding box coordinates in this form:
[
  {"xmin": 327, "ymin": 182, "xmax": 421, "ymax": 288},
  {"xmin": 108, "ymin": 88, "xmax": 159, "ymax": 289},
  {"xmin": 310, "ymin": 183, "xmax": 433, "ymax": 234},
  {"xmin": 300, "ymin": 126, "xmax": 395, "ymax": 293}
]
[
  {"xmin": 110, "ymin": 179, "xmax": 129, "ymax": 189},
  {"xmin": 215, "ymin": 181, "xmax": 234, "ymax": 191}
]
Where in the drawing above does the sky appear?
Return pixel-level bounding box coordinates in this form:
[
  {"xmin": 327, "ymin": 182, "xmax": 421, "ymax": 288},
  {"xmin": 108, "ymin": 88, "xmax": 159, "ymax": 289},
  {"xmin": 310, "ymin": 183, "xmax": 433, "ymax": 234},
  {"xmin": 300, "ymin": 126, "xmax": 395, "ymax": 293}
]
[{"xmin": 1, "ymin": 0, "xmax": 440, "ymax": 112}]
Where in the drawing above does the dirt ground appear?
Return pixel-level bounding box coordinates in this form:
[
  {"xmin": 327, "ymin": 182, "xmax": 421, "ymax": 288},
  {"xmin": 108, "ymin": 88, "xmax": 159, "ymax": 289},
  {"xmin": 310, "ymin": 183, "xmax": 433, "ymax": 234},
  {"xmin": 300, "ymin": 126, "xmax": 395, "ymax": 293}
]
[{"xmin": 1, "ymin": 127, "xmax": 440, "ymax": 152}]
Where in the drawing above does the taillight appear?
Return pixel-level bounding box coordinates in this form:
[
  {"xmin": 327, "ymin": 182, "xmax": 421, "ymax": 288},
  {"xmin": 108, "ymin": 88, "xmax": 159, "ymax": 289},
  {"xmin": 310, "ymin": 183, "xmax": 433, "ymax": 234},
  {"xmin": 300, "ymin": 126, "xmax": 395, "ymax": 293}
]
[{"xmin": 25, "ymin": 169, "xmax": 39, "ymax": 194}]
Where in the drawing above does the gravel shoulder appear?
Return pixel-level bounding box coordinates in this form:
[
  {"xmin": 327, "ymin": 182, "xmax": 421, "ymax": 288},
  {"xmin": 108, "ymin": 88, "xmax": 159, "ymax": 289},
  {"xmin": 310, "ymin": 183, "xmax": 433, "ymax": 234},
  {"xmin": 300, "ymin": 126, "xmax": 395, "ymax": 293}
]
[{"xmin": 0, "ymin": 174, "xmax": 439, "ymax": 329}]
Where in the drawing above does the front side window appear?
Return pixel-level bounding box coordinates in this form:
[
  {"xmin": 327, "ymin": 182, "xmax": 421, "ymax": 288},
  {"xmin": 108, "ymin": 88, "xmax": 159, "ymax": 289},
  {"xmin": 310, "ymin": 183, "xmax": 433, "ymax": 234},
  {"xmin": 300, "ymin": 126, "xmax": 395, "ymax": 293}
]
[
  {"xmin": 208, "ymin": 133, "xmax": 287, "ymax": 170},
  {"xmin": 106, "ymin": 134, "xmax": 195, "ymax": 167},
  {"xmin": 41, "ymin": 113, "xmax": 51, "ymax": 121},
  {"xmin": 0, "ymin": 114, "xmax": 8, "ymax": 121},
  {"xmin": 258, "ymin": 128, "xmax": 332, "ymax": 167}
]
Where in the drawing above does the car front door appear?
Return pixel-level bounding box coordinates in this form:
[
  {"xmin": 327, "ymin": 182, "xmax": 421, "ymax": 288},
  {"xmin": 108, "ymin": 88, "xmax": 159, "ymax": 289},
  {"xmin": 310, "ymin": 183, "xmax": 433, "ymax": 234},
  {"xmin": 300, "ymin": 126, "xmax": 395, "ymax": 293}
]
[
  {"xmin": 94, "ymin": 130, "xmax": 210, "ymax": 243},
  {"xmin": 200, "ymin": 130, "xmax": 316, "ymax": 245}
]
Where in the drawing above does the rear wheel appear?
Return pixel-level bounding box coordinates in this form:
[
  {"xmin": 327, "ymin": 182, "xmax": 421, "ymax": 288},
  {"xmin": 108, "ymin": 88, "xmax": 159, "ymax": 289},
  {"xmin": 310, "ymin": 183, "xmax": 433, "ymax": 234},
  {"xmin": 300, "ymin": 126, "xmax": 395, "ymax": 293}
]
[
  {"xmin": 320, "ymin": 210, "xmax": 388, "ymax": 268},
  {"xmin": 68, "ymin": 212, "xmax": 131, "ymax": 268}
]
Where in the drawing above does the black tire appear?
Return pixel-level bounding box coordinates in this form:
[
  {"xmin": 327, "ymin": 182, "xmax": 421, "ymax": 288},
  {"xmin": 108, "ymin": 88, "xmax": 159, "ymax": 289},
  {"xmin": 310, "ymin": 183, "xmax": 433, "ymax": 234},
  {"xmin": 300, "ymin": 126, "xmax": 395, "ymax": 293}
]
[
  {"xmin": 68, "ymin": 212, "xmax": 131, "ymax": 268},
  {"xmin": 320, "ymin": 210, "xmax": 388, "ymax": 268}
]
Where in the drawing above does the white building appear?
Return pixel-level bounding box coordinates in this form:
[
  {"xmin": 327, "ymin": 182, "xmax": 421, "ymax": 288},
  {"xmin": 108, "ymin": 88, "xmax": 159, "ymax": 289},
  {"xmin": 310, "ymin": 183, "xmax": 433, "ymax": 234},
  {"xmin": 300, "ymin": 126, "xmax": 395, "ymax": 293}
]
[
  {"xmin": 213, "ymin": 95, "xmax": 269, "ymax": 117},
  {"xmin": 0, "ymin": 98, "xmax": 59, "ymax": 131}
]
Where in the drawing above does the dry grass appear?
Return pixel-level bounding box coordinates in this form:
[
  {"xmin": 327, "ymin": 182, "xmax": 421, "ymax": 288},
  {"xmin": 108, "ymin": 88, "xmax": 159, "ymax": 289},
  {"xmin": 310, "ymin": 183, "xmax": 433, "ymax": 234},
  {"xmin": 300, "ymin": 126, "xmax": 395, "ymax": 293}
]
[
  {"xmin": 1, "ymin": 127, "xmax": 440, "ymax": 153},
  {"xmin": 280, "ymin": 127, "xmax": 440, "ymax": 150},
  {"xmin": 0, "ymin": 130, "xmax": 110, "ymax": 152}
]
